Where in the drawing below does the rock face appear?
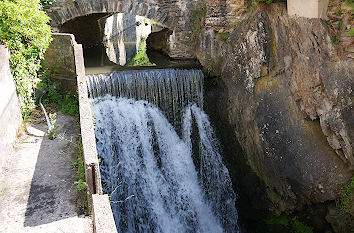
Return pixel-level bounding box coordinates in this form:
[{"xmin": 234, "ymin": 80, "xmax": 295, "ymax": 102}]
[{"xmin": 200, "ymin": 2, "xmax": 353, "ymax": 218}]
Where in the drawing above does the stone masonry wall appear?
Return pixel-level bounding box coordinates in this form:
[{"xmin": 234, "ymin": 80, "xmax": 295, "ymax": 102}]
[{"xmin": 43, "ymin": 33, "xmax": 78, "ymax": 93}]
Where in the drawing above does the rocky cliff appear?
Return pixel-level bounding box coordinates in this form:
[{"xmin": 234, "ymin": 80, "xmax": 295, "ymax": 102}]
[{"xmin": 196, "ymin": 2, "xmax": 353, "ymax": 232}]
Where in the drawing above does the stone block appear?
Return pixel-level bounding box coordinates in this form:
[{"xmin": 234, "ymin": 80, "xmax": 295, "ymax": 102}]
[
  {"xmin": 287, "ymin": 0, "xmax": 329, "ymax": 19},
  {"xmin": 92, "ymin": 194, "xmax": 117, "ymax": 233}
]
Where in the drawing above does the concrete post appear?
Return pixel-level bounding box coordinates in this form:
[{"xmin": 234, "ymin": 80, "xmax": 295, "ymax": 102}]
[
  {"xmin": 287, "ymin": 0, "xmax": 329, "ymax": 19},
  {"xmin": 92, "ymin": 194, "xmax": 118, "ymax": 233}
]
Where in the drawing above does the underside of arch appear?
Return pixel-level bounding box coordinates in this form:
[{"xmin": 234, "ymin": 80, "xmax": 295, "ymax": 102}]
[{"xmin": 46, "ymin": 0, "xmax": 175, "ymax": 30}]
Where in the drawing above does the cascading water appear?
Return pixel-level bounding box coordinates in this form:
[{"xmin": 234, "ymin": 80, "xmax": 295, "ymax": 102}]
[
  {"xmin": 86, "ymin": 69, "xmax": 203, "ymax": 126},
  {"xmin": 88, "ymin": 69, "xmax": 240, "ymax": 233}
]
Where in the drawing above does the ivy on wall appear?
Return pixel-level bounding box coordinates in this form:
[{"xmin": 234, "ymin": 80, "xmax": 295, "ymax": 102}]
[{"xmin": 0, "ymin": 0, "xmax": 52, "ymax": 116}]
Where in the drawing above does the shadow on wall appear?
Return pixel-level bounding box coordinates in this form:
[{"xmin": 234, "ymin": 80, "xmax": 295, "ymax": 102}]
[{"xmin": 146, "ymin": 28, "xmax": 173, "ymax": 66}]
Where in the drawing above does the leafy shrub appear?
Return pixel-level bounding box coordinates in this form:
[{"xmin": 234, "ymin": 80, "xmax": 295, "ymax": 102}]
[
  {"xmin": 126, "ymin": 37, "xmax": 154, "ymax": 66},
  {"xmin": 0, "ymin": 0, "xmax": 52, "ymax": 116},
  {"xmin": 38, "ymin": 77, "xmax": 79, "ymax": 119}
]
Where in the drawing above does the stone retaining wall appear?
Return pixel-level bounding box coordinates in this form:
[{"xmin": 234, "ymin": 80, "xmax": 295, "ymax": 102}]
[{"xmin": 43, "ymin": 33, "xmax": 78, "ymax": 93}]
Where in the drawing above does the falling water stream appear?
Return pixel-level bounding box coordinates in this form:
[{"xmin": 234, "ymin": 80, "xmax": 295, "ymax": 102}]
[{"xmin": 87, "ymin": 69, "xmax": 239, "ymax": 233}]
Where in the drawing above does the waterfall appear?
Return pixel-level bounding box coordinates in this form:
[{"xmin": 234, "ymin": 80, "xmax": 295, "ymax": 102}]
[{"xmin": 88, "ymin": 69, "xmax": 239, "ymax": 233}]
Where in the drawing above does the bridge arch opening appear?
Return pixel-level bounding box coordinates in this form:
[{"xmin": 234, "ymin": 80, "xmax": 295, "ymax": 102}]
[{"xmin": 58, "ymin": 12, "xmax": 172, "ymax": 68}]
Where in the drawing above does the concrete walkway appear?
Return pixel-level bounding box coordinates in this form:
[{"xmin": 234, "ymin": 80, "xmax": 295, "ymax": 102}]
[{"xmin": 0, "ymin": 112, "xmax": 92, "ymax": 233}]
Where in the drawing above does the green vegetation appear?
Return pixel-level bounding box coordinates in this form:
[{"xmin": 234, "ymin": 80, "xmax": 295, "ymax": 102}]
[
  {"xmin": 218, "ymin": 55, "xmax": 223, "ymax": 64},
  {"xmin": 218, "ymin": 32, "xmax": 229, "ymax": 42},
  {"xmin": 264, "ymin": 215, "xmax": 313, "ymax": 233},
  {"xmin": 1, "ymin": 0, "xmax": 87, "ymax": 214},
  {"xmin": 331, "ymin": 35, "xmax": 340, "ymax": 44},
  {"xmin": 72, "ymin": 139, "xmax": 86, "ymax": 191},
  {"xmin": 126, "ymin": 37, "xmax": 155, "ymax": 66},
  {"xmin": 191, "ymin": 2, "xmax": 207, "ymax": 39},
  {"xmin": 327, "ymin": 0, "xmax": 354, "ymax": 45},
  {"xmin": 345, "ymin": 0, "xmax": 354, "ymax": 8},
  {"xmin": 338, "ymin": 18, "xmax": 343, "ymax": 30},
  {"xmin": 38, "ymin": 76, "xmax": 79, "ymax": 119},
  {"xmin": 0, "ymin": 0, "xmax": 52, "ymax": 117},
  {"xmin": 337, "ymin": 176, "xmax": 354, "ymax": 217},
  {"xmin": 40, "ymin": 0, "xmax": 56, "ymax": 7},
  {"xmin": 148, "ymin": 19, "xmax": 165, "ymax": 29},
  {"xmin": 66, "ymin": 135, "xmax": 88, "ymax": 214},
  {"xmin": 47, "ymin": 112, "xmax": 59, "ymax": 140},
  {"xmin": 264, "ymin": 215, "xmax": 289, "ymax": 226},
  {"xmin": 292, "ymin": 217, "xmax": 313, "ymax": 233},
  {"xmin": 210, "ymin": 76, "xmax": 220, "ymax": 86},
  {"xmin": 348, "ymin": 28, "xmax": 354, "ymax": 36}
]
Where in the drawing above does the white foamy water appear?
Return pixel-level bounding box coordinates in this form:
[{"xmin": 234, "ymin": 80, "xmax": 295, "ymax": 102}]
[{"xmin": 91, "ymin": 96, "xmax": 239, "ymax": 233}]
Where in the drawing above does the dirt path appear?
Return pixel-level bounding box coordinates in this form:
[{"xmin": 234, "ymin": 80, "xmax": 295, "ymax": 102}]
[{"xmin": 0, "ymin": 112, "xmax": 92, "ymax": 233}]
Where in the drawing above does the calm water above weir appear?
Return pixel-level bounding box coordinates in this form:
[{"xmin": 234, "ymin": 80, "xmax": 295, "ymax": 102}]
[{"xmin": 88, "ymin": 69, "xmax": 239, "ymax": 233}]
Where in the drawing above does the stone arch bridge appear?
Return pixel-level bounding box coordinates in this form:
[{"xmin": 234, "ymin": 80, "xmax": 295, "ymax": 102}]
[{"xmin": 45, "ymin": 0, "xmax": 195, "ymax": 58}]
